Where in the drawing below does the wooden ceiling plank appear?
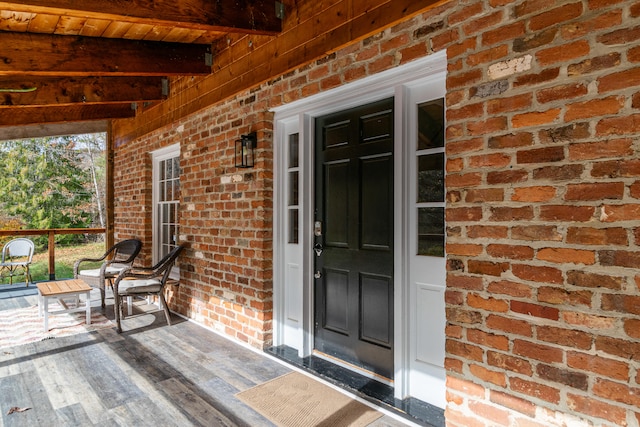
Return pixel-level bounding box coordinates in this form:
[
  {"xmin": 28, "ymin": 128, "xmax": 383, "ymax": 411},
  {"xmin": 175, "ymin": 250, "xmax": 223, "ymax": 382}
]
[
  {"xmin": 0, "ymin": 0, "xmax": 281, "ymax": 35},
  {"xmin": 101, "ymin": 21, "xmax": 133, "ymax": 38},
  {"xmin": 142, "ymin": 25, "xmax": 174, "ymax": 42},
  {"xmin": 0, "ymin": 31, "xmax": 212, "ymax": 76},
  {"xmin": 0, "ymin": 103, "xmax": 135, "ymax": 126},
  {"xmin": 27, "ymin": 13, "xmax": 58, "ymax": 33},
  {"xmin": 0, "ymin": 121, "xmax": 108, "ymax": 141},
  {"xmin": 55, "ymin": 15, "xmax": 84, "ymax": 35},
  {"xmin": 0, "ymin": 10, "xmax": 33, "ymax": 31},
  {"xmin": 0, "ymin": 76, "xmax": 166, "ymax": 107},
  {"xmin": 79, "ymin": 18, "xmax": 112, "ymax": 37}
]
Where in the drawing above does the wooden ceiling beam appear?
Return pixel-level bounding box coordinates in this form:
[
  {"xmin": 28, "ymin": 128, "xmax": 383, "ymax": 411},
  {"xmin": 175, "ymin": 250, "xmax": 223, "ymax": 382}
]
[
  {"xmin": 0, "ymin": 121, "xmax": 108, "ymax": 141},
  {"xmin": 0, "ymin": 76, "xmax": 166, "ymax": 107},
  {"xmin": 0, "ymin": 31, "xmax": 212, "ymax": 76},
  {"xmin": 0, "ymin": 0, "xmax": 281, "ymax": 35},
  {"xmin": 0, "ymin": 103, "xmax": 135, "ymax": 126}
]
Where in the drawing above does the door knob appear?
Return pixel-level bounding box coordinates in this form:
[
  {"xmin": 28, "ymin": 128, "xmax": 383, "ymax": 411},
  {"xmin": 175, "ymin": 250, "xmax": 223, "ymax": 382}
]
[{"xmin": 314, "ymin": 270, "xmax": 322, "ymax": 279}]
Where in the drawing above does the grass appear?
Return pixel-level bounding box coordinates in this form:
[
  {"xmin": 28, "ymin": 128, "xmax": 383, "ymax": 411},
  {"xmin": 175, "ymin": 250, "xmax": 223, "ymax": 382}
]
[{"xmin": 0, "ymin": 241, "xmax": 107, "ymax": 285}]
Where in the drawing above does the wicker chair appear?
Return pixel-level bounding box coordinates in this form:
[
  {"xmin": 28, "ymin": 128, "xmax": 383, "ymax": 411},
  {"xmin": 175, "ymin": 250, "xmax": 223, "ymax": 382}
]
[
  {"xmin": 113, "ymin": 244, "xmax": 183, "ymax": 333},
  {"xmin": 74, "ymin": 239, "xmax": 142, "ymax": 309}
]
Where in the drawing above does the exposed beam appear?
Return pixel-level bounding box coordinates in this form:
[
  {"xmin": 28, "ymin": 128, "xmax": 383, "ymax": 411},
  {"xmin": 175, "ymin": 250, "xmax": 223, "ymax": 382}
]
[
  {"xmin": 0, "ymin": 76, "xmax": 167, "ymax": 107},
  {"xmin": 0, "ymin": 31, "xmax": 212, "ymax": 76},
  {"xmin": 0, "ymin": 0, "xmax": 281, "ymax": 35},
  {"xmin": 0, "ymin": 103, "xmax": 135, "ymax": 126},
  {"xmin": 0, "ymin": 121, "xmax": 108, "ymax": 141}
]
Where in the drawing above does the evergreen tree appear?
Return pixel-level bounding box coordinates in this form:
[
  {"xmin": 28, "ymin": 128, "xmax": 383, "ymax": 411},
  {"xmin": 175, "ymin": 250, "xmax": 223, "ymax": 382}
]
[{"xmin": 0, "ymin": 137, "xmax": 94, "ymax": 246}]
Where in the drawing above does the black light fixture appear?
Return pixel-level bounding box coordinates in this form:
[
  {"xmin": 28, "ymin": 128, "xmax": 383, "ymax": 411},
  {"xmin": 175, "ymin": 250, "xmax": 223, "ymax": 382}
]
[{"xmin": 235, "ymin": 132, "xmax": 257, "ymax": 168}]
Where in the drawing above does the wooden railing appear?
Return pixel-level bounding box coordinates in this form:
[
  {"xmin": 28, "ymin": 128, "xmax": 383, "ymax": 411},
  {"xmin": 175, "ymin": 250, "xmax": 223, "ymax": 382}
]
[{"xmin": 0, "ymin": 228, "xmax": 106, "ymax": 280}]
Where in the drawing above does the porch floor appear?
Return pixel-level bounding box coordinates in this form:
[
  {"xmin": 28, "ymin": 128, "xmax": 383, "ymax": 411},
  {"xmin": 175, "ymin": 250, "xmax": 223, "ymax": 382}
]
[{"xmin": 0, "ymin": 283, "xmax": 441, "ymax": 427}]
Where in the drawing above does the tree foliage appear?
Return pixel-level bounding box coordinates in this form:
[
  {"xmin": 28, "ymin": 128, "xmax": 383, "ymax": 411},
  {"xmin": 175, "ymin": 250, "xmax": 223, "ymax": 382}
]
[{"xmin": 0, "ymin": 136, "xmax": 102, "ymax": 245}]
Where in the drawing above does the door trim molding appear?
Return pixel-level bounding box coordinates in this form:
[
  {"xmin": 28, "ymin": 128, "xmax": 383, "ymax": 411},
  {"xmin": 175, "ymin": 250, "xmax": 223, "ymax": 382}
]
[{"xmin": 273, "ymin": 50, "xmax": 447, "ymax": 402}]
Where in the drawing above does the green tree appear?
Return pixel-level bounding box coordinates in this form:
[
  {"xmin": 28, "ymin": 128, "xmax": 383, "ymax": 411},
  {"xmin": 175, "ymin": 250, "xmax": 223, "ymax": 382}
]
[{"xmin": 0, "ymin": 137, "xmax": 94, "ymax": 246}]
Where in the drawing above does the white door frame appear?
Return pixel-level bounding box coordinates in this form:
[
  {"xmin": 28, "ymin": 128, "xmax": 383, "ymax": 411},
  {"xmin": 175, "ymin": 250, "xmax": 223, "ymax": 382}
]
[{"xmin": 272, "ymin": 51, "xmax": 447, "ymax": 405}]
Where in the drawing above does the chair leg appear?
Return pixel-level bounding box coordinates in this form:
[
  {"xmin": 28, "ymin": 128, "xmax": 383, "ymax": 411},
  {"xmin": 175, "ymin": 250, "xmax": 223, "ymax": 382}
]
[
  {"xmin": 99, "ymin": 285, "xmax": 106, "ymax": 309},
  {"xmin": 159, "ymin": 292, "xmax": 172, "ymax": 326},
  {"xmin": 115, "ymin": 293, "xmax": 122, "ymax": 333}
]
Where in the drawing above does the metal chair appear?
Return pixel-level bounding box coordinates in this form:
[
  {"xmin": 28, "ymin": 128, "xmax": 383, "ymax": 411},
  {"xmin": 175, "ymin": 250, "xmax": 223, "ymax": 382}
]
[
  {"xmin": 74, "ymin": 238, "xmax": 142, "ymax": 309},
  {"xmin": 113, "ymin": 244, "xmax": 184, "ymax": 333},
  {"xmin": 0, "ymin": 238, "xmax": 34, "ymax": 285}
]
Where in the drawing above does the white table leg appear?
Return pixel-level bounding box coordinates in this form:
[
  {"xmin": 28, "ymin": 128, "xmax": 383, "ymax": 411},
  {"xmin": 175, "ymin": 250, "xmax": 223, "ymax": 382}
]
[
  {"xmin": 127, "ymin": 296, "xmax": 132, "ymax": 316},
  {"xmin": 38, "ymin": 291, "xmax": 43, "ymax": 317},
  {"xmin": 43, "ymin": 297, "xmax": 49, "ymax": 332},
  {"xmin": 85, "ymin": 291, "xmax": 91, "ymax": 325}
]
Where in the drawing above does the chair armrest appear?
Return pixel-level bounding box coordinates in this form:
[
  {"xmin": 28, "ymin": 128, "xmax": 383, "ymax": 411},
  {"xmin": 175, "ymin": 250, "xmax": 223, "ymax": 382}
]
[{"xmin": 73, "ymin": 255, "xmax": 109, "ymax": 275}]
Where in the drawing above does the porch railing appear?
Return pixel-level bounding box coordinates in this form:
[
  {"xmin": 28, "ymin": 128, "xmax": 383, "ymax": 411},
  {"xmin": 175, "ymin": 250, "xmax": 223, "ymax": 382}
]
[{"xmin": 0, "ymin": 228, "xmax": 106, "ymax": 280}]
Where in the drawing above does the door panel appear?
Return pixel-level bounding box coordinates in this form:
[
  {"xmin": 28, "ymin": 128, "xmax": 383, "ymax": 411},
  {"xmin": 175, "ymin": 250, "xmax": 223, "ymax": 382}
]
[{"xmin": 314, "ymin": 98, "xmax": 394, "ymax": 379}]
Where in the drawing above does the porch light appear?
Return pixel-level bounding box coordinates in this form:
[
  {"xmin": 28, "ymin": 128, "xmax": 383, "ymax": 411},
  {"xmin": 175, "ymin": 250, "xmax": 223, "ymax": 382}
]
[{"xmin": 235, "ymin": 132, "xmax": 257, "ymax": 168}]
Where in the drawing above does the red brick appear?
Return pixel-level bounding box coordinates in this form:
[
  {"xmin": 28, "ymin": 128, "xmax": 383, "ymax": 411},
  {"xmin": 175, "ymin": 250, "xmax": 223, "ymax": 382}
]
[
  {"xmin": 447, "ymin": 36, "xmax": 478, "ymax": 59},
  {"xmin": 593, "ymin": 378, "xmax": 640, "ymax": 406},
  {"xmin": 489, "ymin": 390, "xmax": 536, "ymax": 418},
  {"xmin": 596, "ymin": 336, "xmax": 640, "ymax": 361},
  {"xmin": 467, "ymin": 328, "xmax": 510, "ymax": 351},
  {"xmin": 537, "ymin": 325, "xmax": 593, "ymax": 350},
  {"xmin": 514, "ymin": 0, "xmax": 557, "ymax": 18},
  {"xmin": 448, "ymin": 274, "xmax": 484, "ymax": 290},
  {"xmin": 567, "ymin": 182, "xmax": 625, "ymax": 201},
  {"xmin": 563, "ymin": 10, "xmax": 623, "ymax": 40},
  {"xmin": 447, "ymin": 172, "xmax": 482, "ymax": 188},
  {"xmin": 600, "ymin": 204, "xmax": 640, "ymax": 222},
  {"xmin": 447, "ymin": 70, "xmax": 483, "ymax": 90},
  {"xmin": 601, "ymin": 293, "xmax": 640, "ymax": 316},
  {"xmin": 624, "ymin": 318, "xmax": 640, "ymax": 339},
  {"xmin": 566, "ymin": 393, "xmax": 628, "ymax": 426},
  {"xmin": 486, "ymin": 314, "xmax": 533, "ymax": 337},
  {"xmin": 529, "ymin": 2, "xmax": 583, "ymax": 31},
  {"xmin": 598, "ymin": 25, "xmax": 640, "ymax": 45},
  {"xmin": 487, "ymin": 244, "xmax": 534, "ymax": 260},
  {"xmin": 468, "ymin": 153, "xmax": 511, "ymax": 168},
  {"xmin": 591, "ymin": 159, "xmax": 640, "ymax": 178},
  {"xmin": 488, "ymin": 132, "xmax": 534, "ymax": 149},
  {"xmin": 536, "ymin": 83, "xmax": 588, "ymax": 104},
  {"xmin": 487, "ymin": 170, "xmax": 529, "ymax": 185},
  {"xmin": 512, "ymin": 108, "xmax": 561, "ymax": 128},
  {"xmin": 568, "ymin": 52, "xmax": 621, "ymax": 76},
  {"xmin": 539, "ymin": 205, "xmax": 594, "ymax": 221},
  {"xmin": 489, "ymin": 206, "xmax": 533, "ymax": 221},
  {"xmin": 567, "ymin": 351, "xmax": 629, "ymax": 381},
  {"xmin": 566, "ymin": 226, "xmax": 628, "ymax": 245},
  {"xmin": 511, "ymin": 186, "xmax": 556, "ymax": 202},
  {"xmin": 469, "ymin": 364, "xmax": 507, "ymax": 388},
  {"xmin": 447, "ymin": 243, "xmax": 484, "ymax": 256},
  {"xmin": 510, "ymin": 377, "xmax": 560, "ymax": 404},
  {"xmin": 447, "ymin": 375, "xmax": 486, "ymax": 398},
  {"xmin": 465, "ymin": 188, "xmax": 505, "ymax": 203},
  {"xmin": 512, "ymin": 264, "xmax": 563, "ymax": 284},
  {"xmin": 487, "ymin": 280, "xmax": 533, "ymax": 298},
  {"xmin": 563, "ymin": 311, "xmax": 616, "ymax": 330},
  {"xmin": 537, "ymin": 364, "xmax": 588, "ymax": 390},
  {"xmin": 514, "ymin": 67, "xmax": 560, "ymax": 87},
  {"xmin": 511, "ymin": 301, "xmax": 560, "ymax": 321},
  {"xmin": 482, "ymin": 21, "xmax": 526, "ymax": 46},
  {"xmin": 538, "ymin": 122, "xmax": 590, "ymax": 144},
  {"xmin": 596, "ymin": 116, "xmax": 640, "ymax": 136},
  {"xmin": 567, "ymin": 270, "xmax": 623, "ymax": 290},
  {"xmin": 487, "ymin": 351, "xmax": 533, "ymax": 376},
  {"xmin": 468, "ymin": 293, "xmax": 509, "ymax": 313},
  {"xmin": 468, "ymin": 260, "xmax": 509, "ymax": 276},
  {"xmin": 447, "ymin": 207, "xmax": 483, "ymax": 221},
  {"xmin": 516, "ymin": 146, "xmax": 564, "ymax": 164},
  {"xmin": 512, "ymin": 225, "xmax": 562, "ymax": 242},
  {"xmin": 467, "ymin": 225, "xmax": 509, "ymax": 239},
  {"xmin": 536, "ymin": 40, "xmax": 590, "ymax": 66},
  {"xmin": 565, "ymin": 96, "xmax": 624, "ymax": 122},
  {"xmin": 466, "ymin": 44, "xmax": 509, "ymax": 67},
  {"xmin": 447, "ymin": 137, "xmax": 484, "ymax": 155},
  {"xmin": 513, "ymin": 339, "xmax": 563, "ymax": 364},
  {"xmin": 536, "ymin": 247, "xmax": 596, "ymax": 265},
  {"xmin": 538, "ymin": 287, "xmax": 592, "ymax": 307},
  {"xmin": 446, "ymin": 339, "xmax": 484, "ymax": 362},
  {"xmin": 447, "ymin": 307, "xmax": 483, "ymax": 325},
  {"xmin": 487, "ymin": 94, "xmax": 533, "ymax": 114}
]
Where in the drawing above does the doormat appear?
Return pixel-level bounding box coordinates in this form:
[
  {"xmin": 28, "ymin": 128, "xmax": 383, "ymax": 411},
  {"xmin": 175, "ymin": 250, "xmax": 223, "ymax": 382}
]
[
  {"xmin": 0, "ymin": 304, "xmax": 112, "ymax": 350},
  {"xmin": 236, "ymin": 371, "xmax": 383, "ymax": 427}
]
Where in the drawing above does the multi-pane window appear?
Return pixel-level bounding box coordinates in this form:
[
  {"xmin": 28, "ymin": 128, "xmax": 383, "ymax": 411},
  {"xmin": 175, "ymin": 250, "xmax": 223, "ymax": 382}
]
[
  {"xmin": 416, "ymin": 98, "xmax": 445, "ymax": 257},
  {"xmin": 154, "ymin": 148, "xmax": 180, "ymax": 262},
  {"xmin": 288, "ymin": 133, "xmax": 300, "ymax": 244}
]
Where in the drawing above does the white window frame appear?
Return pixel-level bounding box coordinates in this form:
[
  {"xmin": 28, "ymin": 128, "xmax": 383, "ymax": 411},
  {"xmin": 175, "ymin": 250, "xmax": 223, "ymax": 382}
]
[{"xmin": 151, "ymin": 143, "xmax": 181, "ymax": 277}]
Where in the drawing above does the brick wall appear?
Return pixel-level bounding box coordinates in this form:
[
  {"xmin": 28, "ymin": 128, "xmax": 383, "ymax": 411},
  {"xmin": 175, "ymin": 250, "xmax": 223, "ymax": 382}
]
[
  {"xmin": 441, "ymin": 0, "xmax": 640, "ymax": 426},
  {"xmin": 113, "ymin": 0, "xmax": 640, "ymax": 425}
]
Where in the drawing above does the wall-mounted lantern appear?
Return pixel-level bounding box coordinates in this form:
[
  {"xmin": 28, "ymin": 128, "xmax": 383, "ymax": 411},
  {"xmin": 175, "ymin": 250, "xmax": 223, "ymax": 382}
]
[{"xmin": 235, "ymin": 132, "xmax": 257, "ymax": 168}]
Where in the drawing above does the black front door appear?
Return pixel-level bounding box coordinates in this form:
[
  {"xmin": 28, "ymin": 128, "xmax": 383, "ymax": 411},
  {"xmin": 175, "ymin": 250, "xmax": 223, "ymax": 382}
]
[{"xmin": 314, "ymin": 98, "xmax": 394, "ymax": 379}]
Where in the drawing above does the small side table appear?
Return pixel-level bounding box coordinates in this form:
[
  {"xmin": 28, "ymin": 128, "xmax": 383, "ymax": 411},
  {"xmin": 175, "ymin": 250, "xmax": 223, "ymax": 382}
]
[{"xmin": 37, "ymin": 279, "xmax": 92, "ymax": 332}]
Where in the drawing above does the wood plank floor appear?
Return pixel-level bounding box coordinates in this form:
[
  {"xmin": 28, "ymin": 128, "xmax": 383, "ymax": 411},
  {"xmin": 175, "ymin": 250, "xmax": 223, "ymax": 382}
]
[{"xmin": 0, "ymin": 284, "xmax": 412, "ymax": 427}]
